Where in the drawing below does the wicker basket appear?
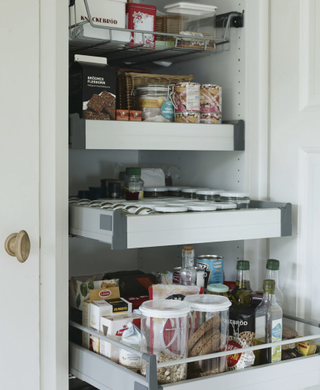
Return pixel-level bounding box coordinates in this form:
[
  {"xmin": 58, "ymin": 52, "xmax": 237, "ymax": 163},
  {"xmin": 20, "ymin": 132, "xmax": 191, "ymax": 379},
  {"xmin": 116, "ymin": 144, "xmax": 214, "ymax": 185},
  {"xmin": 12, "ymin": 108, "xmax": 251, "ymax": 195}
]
[{"xmin": 117, "ymin": 72, "xmax": 194, "ymax": 110}]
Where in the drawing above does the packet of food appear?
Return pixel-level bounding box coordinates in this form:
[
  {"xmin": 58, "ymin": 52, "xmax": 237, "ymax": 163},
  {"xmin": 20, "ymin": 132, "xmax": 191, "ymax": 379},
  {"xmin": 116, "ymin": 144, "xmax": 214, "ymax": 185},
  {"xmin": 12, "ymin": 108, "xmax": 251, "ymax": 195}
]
[
  {"xmin": 119, "ymin": 322, "xmax": 142, "ymax": 371},
  {"xmin": 149, "ymin": 284, "xmax": 204, "ymax": 300}
]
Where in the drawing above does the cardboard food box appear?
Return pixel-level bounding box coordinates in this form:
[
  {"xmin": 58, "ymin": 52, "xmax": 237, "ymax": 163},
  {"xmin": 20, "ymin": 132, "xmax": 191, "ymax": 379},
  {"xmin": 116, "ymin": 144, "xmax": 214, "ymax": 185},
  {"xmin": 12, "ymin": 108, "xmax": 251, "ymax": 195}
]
[
  {"xmin": 100, "ymin": 314, "xmax": 141, "ymax": 362},
  {"xmin": 69, "ymin": 272, "xmax": 119, "ymax": 310},
  {"xmin": 69, "ymin": 55, "xmax": 116, "ymax": 121},
  {"xmin": 82, "ymin": 298, "xmax": 132, "ymax": 352}
]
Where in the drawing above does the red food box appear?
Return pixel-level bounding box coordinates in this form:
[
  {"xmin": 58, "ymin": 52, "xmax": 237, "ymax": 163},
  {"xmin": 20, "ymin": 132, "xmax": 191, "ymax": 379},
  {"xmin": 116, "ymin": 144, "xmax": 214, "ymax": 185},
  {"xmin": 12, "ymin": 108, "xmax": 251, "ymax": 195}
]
[
  {"xmin": 129, "ymin": 110, "xmax": 142, "ymax": 121},
  {"xmin": 123, "ymin": 295, "xmax": 149, "ymax": 310},
  {"xmin": 126, "ymin": 3, "xmax": 156, "ymax": 48}
]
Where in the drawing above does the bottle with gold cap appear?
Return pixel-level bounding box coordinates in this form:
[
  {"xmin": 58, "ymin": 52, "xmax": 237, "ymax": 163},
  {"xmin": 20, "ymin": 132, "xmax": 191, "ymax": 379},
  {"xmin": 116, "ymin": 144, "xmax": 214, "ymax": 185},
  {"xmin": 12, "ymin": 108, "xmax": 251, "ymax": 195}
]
[{"xmin": 180, "ymin": 245, "xmax": 197, "ymax": 286}]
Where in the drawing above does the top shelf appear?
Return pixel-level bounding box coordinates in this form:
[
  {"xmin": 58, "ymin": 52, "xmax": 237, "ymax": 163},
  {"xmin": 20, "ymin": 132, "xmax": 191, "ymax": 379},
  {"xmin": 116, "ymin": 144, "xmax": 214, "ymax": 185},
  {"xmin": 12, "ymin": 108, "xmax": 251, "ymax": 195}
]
[{"xmin": 69, "ymin": 12, "xmax": 244, "ymax": 66}]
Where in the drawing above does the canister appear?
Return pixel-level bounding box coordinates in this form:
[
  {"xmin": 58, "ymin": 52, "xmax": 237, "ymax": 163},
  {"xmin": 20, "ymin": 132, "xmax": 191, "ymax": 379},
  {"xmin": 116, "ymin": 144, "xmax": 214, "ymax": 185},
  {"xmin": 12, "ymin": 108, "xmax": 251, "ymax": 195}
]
[
  {"xmin": 200, "ymin": 84, "xmax": 222, "ymax": 113},
  {"xmin": 173, "ymin": 82, "xmax": 200, "ymax": 112},
  {"xmin": 195, "ymin": 189, "xmax": 224, "ymax": 201},
  {"xmin": 196, "ymin": 255, "xmax": 224, "ymax": 287},
  {"xmin": 219, "ymin": 192, "xmax": 251, "ymax": 209},
  {"xmin": 175, "ymin": 112, "xmax": 200, "ymax": 123},
  {"xmin": 184, "ymin": 294, "xmax": 231, "ymax": 378},
  {"xmin": 140, "ymin": 300, "xmax": 190, "ymax": 384},
  {"xmin": 126, "ymin": 3, "xmax": 157, "ymax": 47},
  {"xmin": 144, "ymin": 186, "xmax": 168, "ymax": 198},
  {"xmin": 200, "ymin": 113, "xmax": 222, "ymax": 124}
]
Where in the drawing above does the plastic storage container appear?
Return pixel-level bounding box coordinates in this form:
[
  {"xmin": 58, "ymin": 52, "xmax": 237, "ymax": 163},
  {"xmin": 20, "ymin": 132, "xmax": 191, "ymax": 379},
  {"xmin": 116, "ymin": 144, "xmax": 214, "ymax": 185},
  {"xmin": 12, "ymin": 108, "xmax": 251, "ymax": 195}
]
[
  {"xmin": 140, "ymin": 300, "xmax": 190, "ymax": 384},
  {"xmin": 164, "ymin": 2, "xmax": 217, "ymax": 49},
  {"xmin": 207, "ymin": 283, "xmax": 229, "ymax": 297},
  {"xmin": 195, "ymin": 189, "xmax": 224, "ymax": 201},
  {"xmin": 184, "ymin": 294, "xmax": 231, "ymax": 379},
  {"xmin": 144, "ymin": 186, "xmax": 168, "ymax": 198},
  {"xmin": 167, "ymin": 186, "xmax": 190, "ymax": 197},
  {"xmin": 219, "ymin": 192, "xmax": 251, "ymax": 209},
  {"xmin": 124, "ymin": 167, "xmax": 144, "ymax": 200},
  {"xmin": 182, "ymin": 188, "xmax": 199, "ymax": 199}
]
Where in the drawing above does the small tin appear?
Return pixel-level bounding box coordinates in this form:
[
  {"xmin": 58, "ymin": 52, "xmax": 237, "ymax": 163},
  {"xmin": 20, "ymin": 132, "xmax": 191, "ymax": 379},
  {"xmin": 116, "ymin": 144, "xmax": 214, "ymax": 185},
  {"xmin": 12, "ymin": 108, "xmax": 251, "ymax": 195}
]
[
  {"xmin": 196, "ymin": 255, "xmax": 224, "ymax": 287},
  {"xmin": 200, "ymin": 113, "xmax": 222, "ymax": 124},
  {"xmin": 173, "ymin": 82, "xmax": 200, "ymax": 112},
  {"xmin": 173, "ymin": 266, "xmax": 181, "ymax": 284},
  {"xmin": 200, "ymin": 84, "xmax": 222, "ymax": 113},
  {"xmin": 175, "ymin": 112, "xmax": 200, "ymax": 123},
  {"xmin": 126, "ymin": 3, "xmax": 157, "ymax": 48}
]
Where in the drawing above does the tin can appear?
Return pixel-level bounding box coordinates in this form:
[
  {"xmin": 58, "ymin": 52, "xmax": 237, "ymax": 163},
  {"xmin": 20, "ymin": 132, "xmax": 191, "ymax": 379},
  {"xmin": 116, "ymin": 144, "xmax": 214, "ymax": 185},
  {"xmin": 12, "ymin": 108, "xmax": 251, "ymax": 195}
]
[
  {"xmin": 172, "ymin": 267, "xmax": 181, "ymax": 284},
  {"xmin": 126, "ymin": 3, "xmax": 156, "ymax": 48},
  {"xmin": 196, "ymin": 255, "xmax": 224, "ymax": 287},
  {"xmin": 200, "ymin": 113, "xmax": 222, "ymax": 124},
  {"xmin": 173, "ymin": 266, "xmax": 203, "ymax": 285},
  {"xmin": 200, "ymin": 84, "xmax": 222, "ymax": 113},
  {"xmin": 173, "ymin": 82, "xmax": 200, "ymax": 112},
  {"xmin": 175, "ymin": 112, "xmax": 200, "ymax": 123}
]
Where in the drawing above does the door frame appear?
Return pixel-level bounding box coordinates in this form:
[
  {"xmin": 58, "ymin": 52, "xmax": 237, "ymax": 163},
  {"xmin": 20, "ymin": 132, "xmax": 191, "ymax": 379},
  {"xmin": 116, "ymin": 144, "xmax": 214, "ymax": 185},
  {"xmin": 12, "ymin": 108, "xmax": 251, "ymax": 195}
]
[{"xmin": 39, "ymin": 1, "xmax": 69, "ymax": 389}]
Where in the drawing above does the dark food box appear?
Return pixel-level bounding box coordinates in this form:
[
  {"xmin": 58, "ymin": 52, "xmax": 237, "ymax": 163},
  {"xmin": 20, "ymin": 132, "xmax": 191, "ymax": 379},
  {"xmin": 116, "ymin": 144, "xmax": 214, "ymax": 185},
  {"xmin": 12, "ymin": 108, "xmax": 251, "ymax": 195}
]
[
  {"xmin": 102, "ymin": 270, "xmax": 157, "ymax": 297},
  {"xmin": 69, "ymin": 55, "xmax": 116, "ymax": 120}
]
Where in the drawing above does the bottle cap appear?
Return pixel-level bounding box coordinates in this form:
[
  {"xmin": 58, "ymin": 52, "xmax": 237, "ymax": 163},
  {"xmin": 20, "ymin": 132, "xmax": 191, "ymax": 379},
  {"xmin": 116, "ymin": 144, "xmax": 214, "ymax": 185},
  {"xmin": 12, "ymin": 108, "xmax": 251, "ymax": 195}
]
[
  {"xmin": 263, "ymin": 279, "xmax": 275, "ymax": 293},
  {"xmin": 207, "ymin": 283, "xmax": 229, "ymax": 293},
  {"xmin": 184, "ymin": 245, "xmax": 193, "ymax": 253},
  {"xmin": 237, "ymin": 260, "xmax": 250, "ymax": 270},
  {"xmin": 126, "ymin": 167, "xmax": 141, "ymax": 176},
  {"xmin": 266, "ymin": 259, "xmax": 280, "ymax": 270}
]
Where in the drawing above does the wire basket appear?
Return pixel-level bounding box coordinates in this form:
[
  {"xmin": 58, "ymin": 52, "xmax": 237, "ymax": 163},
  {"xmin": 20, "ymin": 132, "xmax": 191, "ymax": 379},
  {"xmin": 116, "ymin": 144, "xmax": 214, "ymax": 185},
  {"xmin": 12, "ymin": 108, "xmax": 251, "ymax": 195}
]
[{"xmin": 117, "ymin": 72, "xmax": 194, "ymax": 110}]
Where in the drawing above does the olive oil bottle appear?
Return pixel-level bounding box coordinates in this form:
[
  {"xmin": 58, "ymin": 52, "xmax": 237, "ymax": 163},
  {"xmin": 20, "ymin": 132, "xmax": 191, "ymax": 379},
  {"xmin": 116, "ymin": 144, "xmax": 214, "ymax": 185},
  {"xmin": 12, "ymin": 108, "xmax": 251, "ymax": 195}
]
[
  {"xmin": 229, "ymin": 260, "xmax": 253, "ymax": 306},
  {"xmin": 255, "ymin": 279, "xmax": 283, "ymax": 365}
]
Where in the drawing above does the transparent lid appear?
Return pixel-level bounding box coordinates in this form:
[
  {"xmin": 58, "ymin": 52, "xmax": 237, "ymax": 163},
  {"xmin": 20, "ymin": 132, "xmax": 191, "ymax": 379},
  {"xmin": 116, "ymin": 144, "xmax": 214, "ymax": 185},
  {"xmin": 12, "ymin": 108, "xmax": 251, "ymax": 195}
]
[
  {"xmin": 164, "ymin": 2, "xmax": 217, "ymax": 16},
  {"xmin": 167, "ymin": 186, "xmax": 190, "ymax": 191},
  {"xmin": 144, "ymin": 186, "xmax": 168, "ymax": 192},
  {"xmin": 140, "ymin": 299, "xmax": 190, "ymax": 318},
  {"xmin": 196, "ymin": 189, "xmax": 224, "ymax": 196},
  {"xmin": 220, "ymin": 192, "xmax": 250, "ymax": 198},
  {"xmin": 184, "ymin": 294, "xmax": 231, "ymax": 312},
  {"xmin": 207, "ymin": 283, "xmax": 229, "ymax": 293}
]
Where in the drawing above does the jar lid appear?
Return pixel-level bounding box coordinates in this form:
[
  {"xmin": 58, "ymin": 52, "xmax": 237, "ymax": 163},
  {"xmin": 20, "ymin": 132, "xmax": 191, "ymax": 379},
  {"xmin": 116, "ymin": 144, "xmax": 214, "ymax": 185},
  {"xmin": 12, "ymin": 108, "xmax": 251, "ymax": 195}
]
[
  {"xmin": 207, "ymin": 283, "xmax": 229, "ymax": 293},
  {"xmin": 136, "ymin": 83, "xmax": 169, "ymax": 92},
  {"xmin": 210, "ymin": 202, "xmax": 237, "ymax": 210},
  {"xmin": 167, "ymin": 186, "xmax": 190, "ymax": 191},
  {"xmin": 195, "ymin": 189, "xmax": 224, "ymax": 195},
  {"xmin": 126, "ymin": 167, "xmax": 141, "ymax": 176},
  {"xmin": 182, "ymin": 188, "xmax": 208, "ymax": 194},
  {"xmin": 187, "ymin": 204, "xmax": 217, "ymax": 212},
  {"xmin": 144, "ymin": 186, "xmax": 168, "ymax": 192},
  {"xmin": 266, "ymin": 259, "xmax": 280, "ymax": 270},
  {"xmin": 140, "ymin": 299, "xmax": 190, "ymax": 318},
  {"xmin": 220, "ymin": 192, "xmax": 250, "ymax": 198},
  {"xmin": 237, "ymin": 260, "xmax": 250, "ymax": 270},
  {"xmin": 184, "ymin": 294, "xmax": 231, "ymax": 312},
  {"xmin": 154, "ymin": 205, "xmax": 187, "ymax": 213}
]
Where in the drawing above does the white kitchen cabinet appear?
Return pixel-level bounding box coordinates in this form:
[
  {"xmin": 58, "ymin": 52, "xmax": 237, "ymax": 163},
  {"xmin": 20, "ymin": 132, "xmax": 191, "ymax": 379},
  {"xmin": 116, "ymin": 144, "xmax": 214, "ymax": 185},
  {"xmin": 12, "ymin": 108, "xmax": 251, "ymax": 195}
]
[{"xmin": 68, "ymin": 1, "xmax": 320, "ymax": 390}]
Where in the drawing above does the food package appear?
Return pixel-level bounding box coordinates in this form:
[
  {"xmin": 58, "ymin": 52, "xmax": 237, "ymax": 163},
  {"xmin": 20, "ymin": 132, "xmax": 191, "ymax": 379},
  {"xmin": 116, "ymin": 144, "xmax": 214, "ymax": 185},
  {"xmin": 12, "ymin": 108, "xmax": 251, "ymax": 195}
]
[
  {"xmin": 122, "ymin": 295, "xmax": 149, "ymax": 311},
  {"xmin": 141, "ymin": 168, "xmax": 166, "ymax": 187},
  {"xmin": 149, "ymin": 284, "xmax": 204, "ymax": 300},
  {"xmin": 297, "ymin": 340, "xmax": 317, "ymax": 356},
  {"xmin": 119, "ymin": 322, "xmax": 142, "ymax": 371},
  {"xmin": 69, "ymin": 272, "xmax": 119, "ymax": 310}
]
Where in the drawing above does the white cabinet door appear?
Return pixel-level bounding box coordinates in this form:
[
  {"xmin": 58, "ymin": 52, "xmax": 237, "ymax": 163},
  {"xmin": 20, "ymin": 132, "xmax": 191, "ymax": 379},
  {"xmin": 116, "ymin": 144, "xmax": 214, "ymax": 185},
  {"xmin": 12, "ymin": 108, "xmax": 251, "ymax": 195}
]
[{"xmin": 0, "ymin": 1, "xmax": 68, "ymax": 389}]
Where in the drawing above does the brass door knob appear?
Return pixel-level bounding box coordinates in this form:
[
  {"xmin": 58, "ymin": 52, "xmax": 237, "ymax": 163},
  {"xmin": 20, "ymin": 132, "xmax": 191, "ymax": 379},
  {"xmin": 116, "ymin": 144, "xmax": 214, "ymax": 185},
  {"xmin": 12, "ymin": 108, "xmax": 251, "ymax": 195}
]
[{"xmin": 4, "ymin": 230, "xmax": 31, "ymax": 263}]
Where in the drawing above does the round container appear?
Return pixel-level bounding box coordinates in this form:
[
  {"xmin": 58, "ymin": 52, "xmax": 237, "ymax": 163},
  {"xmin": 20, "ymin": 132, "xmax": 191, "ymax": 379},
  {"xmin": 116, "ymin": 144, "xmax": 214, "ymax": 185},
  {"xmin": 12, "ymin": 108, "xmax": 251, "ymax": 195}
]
[
  {"xmin": 125, "ymin": 167, "xmax": 144, "ymax": 201},
  {"xmin": 219, "ymin": 192, "xmax": 251, "ymax": 209},
  {"xmin": 200, "ymin": 84, "xmax": 222, "ymax": 114},
  {"xmin": 167, "ymin": 186, "xmax": 190, "ymax": 197},
  {"xmin": 207, "ymin": 283, "xmax": 229, "ymax": 298},
  {"xmin": 197, "ymin": 255, "xmax": 224, "ymax": 288},
  {"xmin": 175, "ymin": 111, "xmax": 200, "ymax": 123},
  {"xmin": 135, "ymin": 83, "xmax": 174, "ymax": 122},
  {"xmin": 173, "ymin": 82, "xmax": 200, "ymax": 112},
  {"xmin": 184, "ymin": 294, "xmax": 231, "ymax": 378},
  {"xmin": 195, "ymin": 189, "xmax": 224, "ymax": 202},
  {"xmin": 140, "ymin": 300, "xmax": 190, "ymax": 384},
  {"xmin": 144, "ymin": 186, "xmax": 168, "ymax": 198},
  {"xmin": 210, "ymin": 202, "xmax": 237, "ymax": 210},
  {"xmin": 182, "ymin": 188, "xmax": 199, "ymax": 199},
  {"xmin": 154, "ymin": 205, "xmax": 188, "ymax": 213},
  {"xmin": 187, "ymin": 204, "xmax": 217, "ymax": 212},
  {"xmin": 200, "ymin": 113, "xmax": 222, "ymax": 124}
]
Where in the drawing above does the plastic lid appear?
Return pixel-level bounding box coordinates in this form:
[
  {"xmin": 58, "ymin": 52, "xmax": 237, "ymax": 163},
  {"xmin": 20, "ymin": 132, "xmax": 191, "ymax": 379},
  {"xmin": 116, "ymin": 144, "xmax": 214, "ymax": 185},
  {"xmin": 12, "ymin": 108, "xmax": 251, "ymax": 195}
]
[
  {"xmin": 237, "ymin": 260, "xmax": 250, "ymax": 270},
  {"xmin": 154, "ymin": 205, "xmax": 187, "ymax": 213},
  {"xmin": 263, "ymin": 279, "xmax": 275, "ymax": 293},
  {"xmin": 126, "ymin": 167, "xmax": 141, "ymax": 176},
  {"xmin": 168, "ymin": 186, "xmax": 190, "ymax": 191},
  {"xmin": 207, "ymin": 283, "xmax": 229, "ymax": 293},
  {"xmin": 266, "ymin": 259, "xmax": 280, "ymax": 270},
  {"xmin": 210, "ymin": 202, "xmax": 237, "ymax": 210},
  {"xmin": 144, "ymin": 186, "xmax": 168, "ymax": 192},
  {"xmin": 187, "ymin": 204, "xmax": 217, "ymax": 212},
  {"xmin": 164, "ymin": 2, "xmax": 217, "ymax": 16},
  {"xmin": 140, "ymin": 299, "xmax": 190, "ymax": 318},
  {"xmin": 220, "ymin": 192, "xmax": 250, "ymax": 198},
  {"xmin": 184, "ymin": 294, "xmax": 231, "ymax": 312},
  {"xmin": 182, "ymin": 188, "xmax": 208, "ymax": 193}
]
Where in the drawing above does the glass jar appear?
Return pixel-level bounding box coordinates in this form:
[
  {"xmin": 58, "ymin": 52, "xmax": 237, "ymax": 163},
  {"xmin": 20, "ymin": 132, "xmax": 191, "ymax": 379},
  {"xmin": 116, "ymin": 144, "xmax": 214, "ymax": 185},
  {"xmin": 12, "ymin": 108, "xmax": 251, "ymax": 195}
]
[
  {"xmin": 196, "ymin": 189, "xmax": 224, "ymax": 202},
  {"xmin": 207, "ymin": 283, "xmax": 229, "ymax": 298},
  {"xmin": 144, "ymin": 186, "xmax": 168, "ymax": 198},
  {"xmin": 140, "ymin": 300, "xmax": 190, "ymax": 384},
  {"xmin": 167, "ymin": 186, "xmax": 190, "ymax": 197},
  {"xmin": 181, "ymin": 188, "xmax": 198, "ymax": 199},
  {"xmin": 135, "ymin": 83, "xmax": 174, "ymax": 122},
  {"xmin": 219, "ymin": 192, "xmax": 251, "ymax": 209},
  {"xmin": 184, "ymin": 294, "xmax": 231, "ymax": 379},
  {"xmin": 124, "ymin": 167, "xmax": 144, "ymax": 201}
]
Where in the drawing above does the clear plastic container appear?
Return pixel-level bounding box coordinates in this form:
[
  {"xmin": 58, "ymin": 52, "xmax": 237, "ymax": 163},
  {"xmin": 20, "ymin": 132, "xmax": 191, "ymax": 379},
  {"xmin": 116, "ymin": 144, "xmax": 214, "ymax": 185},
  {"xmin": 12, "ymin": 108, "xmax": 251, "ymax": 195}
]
[
  {"xmin": 184, "ymin": 294, "xmax": 231, "ymax": 379},
  {"xmin": 140, "ymin": 300, "xmax": 190, "ymax": 384},
  {"xmin": 167, "ymin": 186, "xmax": 190, "ymax": 197},
  {"xmin": 219, "ymin": 192, "xmax": 251, "ymax": 209},
  {"xmin": 195, "ymin": 189, "xmax": 224, "ymax": 201},
  {"xmin": 207, "ymin": 283, "xmax": 229, "ymax": 298},
  {"xmin": 181, "ymin": 188, "xmax": 199, "ymax": 199},
  {"xmin": 144, "ymin": 186, "xmax": 168, "ymax": 198},
  {"xmin": 125, "ymin": 167, "xmax": 144, "ymax": 201}
]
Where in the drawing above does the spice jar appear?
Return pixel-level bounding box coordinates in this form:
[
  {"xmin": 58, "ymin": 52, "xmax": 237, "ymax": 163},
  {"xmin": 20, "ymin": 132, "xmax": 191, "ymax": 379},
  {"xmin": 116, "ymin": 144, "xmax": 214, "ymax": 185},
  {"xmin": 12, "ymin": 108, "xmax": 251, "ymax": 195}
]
[
  {"xmin": 181, "ymin": 188, "xmax": 199, "ymax": 199},
  {"xmin": 219, "ymin": 192, "xmax": 251, "ymax": 209},
  {"xmin": 195, "ymin": 189, "xmax": 224, "ymax": 201},
  {"xmin": 124, "ymin": 167, "xmax": 144, "ymax": 201},
  {"xmin": 184, "ymin": 294, "xmax": 231, "ymax": 379},
  {"xmin": 207, "ymin": 283, "xmax": 229, "ymax": 298},
  {"xmin": 140, "ymin": 300, "xmax": 190, "ymax": 384},
  {"xmin": 134, "ymin": 83, "xmax": 174, "ymax": 122},
  {"xmin": 167, "ymin": 186, "xmax": 190, "ymax": 197},
  {"xmin": 144, "ymin": 186, "xmax": 168, "ymax": 198}
]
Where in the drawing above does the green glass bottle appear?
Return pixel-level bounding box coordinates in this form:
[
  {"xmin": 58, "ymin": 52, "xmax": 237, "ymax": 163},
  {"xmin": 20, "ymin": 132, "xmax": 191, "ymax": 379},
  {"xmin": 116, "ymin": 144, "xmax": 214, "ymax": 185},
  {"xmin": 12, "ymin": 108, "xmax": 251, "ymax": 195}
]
[{"xmin": 229, "ymin": 260, "xmax": 253, "ymax": 306}]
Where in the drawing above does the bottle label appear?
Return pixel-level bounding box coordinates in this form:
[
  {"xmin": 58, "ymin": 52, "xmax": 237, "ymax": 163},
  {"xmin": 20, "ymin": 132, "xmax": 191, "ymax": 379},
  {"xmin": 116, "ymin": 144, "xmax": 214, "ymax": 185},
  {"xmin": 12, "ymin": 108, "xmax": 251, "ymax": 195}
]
[{"xmin": 271, "ymin": 319, "xmax": 282, "ymax": 363}]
